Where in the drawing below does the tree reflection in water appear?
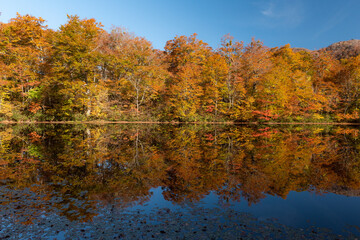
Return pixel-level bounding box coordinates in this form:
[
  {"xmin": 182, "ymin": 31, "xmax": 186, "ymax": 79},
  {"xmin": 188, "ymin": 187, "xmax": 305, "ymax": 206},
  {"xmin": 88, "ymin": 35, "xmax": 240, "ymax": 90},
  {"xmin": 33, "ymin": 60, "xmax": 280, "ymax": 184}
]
[{"xmin": 1, "ymin": 124, "xmax": 360, "ymax": 223}]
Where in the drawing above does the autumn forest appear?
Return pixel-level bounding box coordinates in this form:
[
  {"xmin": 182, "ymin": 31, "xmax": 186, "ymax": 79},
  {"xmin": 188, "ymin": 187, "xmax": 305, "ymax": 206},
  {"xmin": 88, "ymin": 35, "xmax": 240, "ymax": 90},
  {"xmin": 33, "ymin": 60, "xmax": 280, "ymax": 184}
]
[{"xmin": 1, "ymin": 14, "xmax": 360, "ymax": 122}]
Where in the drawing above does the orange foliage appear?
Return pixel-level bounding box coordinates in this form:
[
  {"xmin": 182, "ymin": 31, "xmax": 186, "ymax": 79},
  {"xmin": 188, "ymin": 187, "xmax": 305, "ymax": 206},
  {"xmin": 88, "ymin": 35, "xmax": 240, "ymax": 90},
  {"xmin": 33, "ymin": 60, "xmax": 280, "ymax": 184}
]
[{"xmin": 0, "ymin": 14, "xmax": 359, "ymax": 122}]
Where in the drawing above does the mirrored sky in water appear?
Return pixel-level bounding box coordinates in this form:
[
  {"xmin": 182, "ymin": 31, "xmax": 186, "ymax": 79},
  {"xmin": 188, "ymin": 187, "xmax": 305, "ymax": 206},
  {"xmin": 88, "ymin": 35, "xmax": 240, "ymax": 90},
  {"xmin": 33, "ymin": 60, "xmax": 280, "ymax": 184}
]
[{"xmin": 1, "ymin": 124, "xmax": 360, "ymax": 237}]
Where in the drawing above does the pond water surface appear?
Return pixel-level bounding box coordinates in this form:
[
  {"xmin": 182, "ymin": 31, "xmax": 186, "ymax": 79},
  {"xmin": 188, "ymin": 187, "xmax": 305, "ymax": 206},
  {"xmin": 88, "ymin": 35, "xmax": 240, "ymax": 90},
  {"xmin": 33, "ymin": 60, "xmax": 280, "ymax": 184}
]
[{"xmin": 1, "ymin": 124, "xmax": 360, "ymax": 239}]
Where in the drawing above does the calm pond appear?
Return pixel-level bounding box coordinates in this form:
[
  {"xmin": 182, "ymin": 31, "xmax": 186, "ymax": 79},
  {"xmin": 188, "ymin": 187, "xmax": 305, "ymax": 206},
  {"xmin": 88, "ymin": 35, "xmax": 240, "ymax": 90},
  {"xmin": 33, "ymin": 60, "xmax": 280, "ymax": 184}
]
[{"xmin": 1, "ymin": 124, "xmax": 360, "ymax": 239}]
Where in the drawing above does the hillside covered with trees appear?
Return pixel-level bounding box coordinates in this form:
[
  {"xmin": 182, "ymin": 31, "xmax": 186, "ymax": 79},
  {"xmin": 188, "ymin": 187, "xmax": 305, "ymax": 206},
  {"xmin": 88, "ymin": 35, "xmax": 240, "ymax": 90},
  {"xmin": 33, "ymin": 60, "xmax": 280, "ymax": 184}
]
[{"xmin": 1, "ymin": 14, "xmax": 360, "ymax": 122}]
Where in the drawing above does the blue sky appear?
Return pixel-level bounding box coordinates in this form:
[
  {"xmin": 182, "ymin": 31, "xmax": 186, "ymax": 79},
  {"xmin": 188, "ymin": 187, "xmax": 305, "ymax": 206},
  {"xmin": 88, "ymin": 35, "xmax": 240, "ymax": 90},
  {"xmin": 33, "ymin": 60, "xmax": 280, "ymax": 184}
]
[{"xmin": 1, "ymin": 0, "xmax": 359, "ymax": 50}]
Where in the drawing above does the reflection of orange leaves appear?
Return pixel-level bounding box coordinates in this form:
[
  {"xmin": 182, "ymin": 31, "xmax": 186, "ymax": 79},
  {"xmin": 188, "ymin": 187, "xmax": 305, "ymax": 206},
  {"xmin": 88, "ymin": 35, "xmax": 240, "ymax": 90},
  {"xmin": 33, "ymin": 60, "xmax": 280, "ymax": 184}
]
[
  {"xmin": 252, "ymin": 131, "xmax": 271, "ymax": 138},
  {"xmin": 29, "ymin": 131, "xmax": 41, "ymax": 142},
  {"xmin": 252, "ymin": 127, "xmax": 278, "ymax": 138},
  {"xmin": 335, "ymin": 128, "xmax": 359, "ymax": 137},
  {"xmin": 231, "ymin": 163, "xmax": 242, "ymax": 171},
  {"xmin": 204, "ymin": 133, "xmax": 214, "ymax": 141}
]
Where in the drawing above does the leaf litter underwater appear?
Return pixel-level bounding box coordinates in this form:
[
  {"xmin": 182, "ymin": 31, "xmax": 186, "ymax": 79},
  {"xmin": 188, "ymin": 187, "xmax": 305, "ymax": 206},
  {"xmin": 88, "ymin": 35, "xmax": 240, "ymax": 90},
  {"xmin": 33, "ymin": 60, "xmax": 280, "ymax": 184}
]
[
  {"xmin": 1, "ymin": 185, "xmax": 359, "ymax": 240},
  {"xmin": 2, "ymin": 124, "xmax": 360, "ymax": 239}
]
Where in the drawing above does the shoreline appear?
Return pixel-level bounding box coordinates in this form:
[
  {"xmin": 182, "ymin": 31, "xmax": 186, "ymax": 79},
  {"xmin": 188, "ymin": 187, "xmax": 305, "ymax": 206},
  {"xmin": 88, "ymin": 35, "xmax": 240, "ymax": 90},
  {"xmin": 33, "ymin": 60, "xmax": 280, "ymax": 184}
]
[{"xmin": 0, "ymin": 120, "xmax": 360, "ymax": 125}]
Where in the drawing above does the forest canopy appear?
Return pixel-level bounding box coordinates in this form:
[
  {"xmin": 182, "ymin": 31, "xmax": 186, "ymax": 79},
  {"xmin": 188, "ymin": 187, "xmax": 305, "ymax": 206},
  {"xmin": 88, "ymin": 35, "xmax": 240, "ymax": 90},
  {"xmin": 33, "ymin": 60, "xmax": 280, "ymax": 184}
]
[{"xmin": 1, "ymin": 14, "xmax": 360, "ymax": 122}]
